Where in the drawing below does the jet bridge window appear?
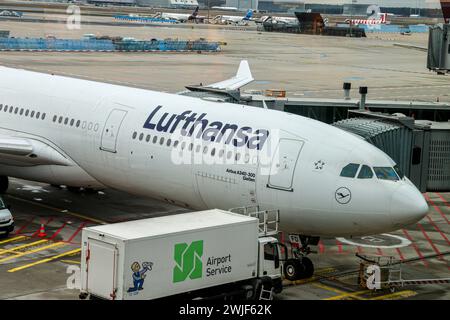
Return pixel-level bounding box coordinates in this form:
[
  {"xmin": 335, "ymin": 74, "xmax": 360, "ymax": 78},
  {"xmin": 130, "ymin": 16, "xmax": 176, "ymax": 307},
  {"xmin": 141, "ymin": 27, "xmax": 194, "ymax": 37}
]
[
  {"xmin": 340, "ymin": 163, "xmax": 360, "ymax": 178},
  {"xmin": 357, "ymin": 165, "xmax": 373, "ymax": 179},
  {"xmin": 373, "ymin": 167, "xmax": 399, "ymax": 181}
]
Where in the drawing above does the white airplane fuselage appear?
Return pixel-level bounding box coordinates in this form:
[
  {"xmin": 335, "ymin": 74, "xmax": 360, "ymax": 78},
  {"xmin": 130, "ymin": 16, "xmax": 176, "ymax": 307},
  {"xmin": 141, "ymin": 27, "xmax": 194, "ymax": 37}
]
[{"xmin": 0, "ymin": 67, "xmax": 428, "ymax": 237}]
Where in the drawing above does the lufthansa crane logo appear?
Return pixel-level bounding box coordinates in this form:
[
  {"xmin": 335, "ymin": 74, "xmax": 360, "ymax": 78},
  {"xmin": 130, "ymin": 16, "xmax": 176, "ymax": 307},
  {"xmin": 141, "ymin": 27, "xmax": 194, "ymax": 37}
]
[{"xmin": 335, "ymin": 187, "xmax": 351, "ymax": 204}]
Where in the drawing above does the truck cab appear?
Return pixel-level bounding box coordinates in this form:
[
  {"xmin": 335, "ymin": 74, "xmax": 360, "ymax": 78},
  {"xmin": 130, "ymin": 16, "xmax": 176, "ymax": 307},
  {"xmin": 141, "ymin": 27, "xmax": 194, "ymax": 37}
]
[{"xmin": 0, "ymin": 196, "xmax": 14, "ymax": 238}]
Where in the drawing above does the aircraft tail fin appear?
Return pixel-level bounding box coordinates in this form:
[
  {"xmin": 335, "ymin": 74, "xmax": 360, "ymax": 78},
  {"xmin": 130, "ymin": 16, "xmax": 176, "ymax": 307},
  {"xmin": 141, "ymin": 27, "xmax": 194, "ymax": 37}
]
[
  {"xmin": 441, "ymin": 0, "xmax": 450, "ymax": 23},
  {"xmin": 244, "ymin": 9, "xmax": 253, "ymax": 20},
  {"xmin": 192, "ymin": 6, "xmax": 199, "ymax": 17},
  {"xmin": 206, "ymin": 60, "xmax": 254, "ymax": 90}
]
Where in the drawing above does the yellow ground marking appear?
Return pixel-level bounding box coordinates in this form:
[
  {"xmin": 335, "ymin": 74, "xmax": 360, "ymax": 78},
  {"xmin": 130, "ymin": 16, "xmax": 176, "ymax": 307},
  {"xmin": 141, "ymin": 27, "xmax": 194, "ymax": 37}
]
[
  {"xmin": 5, "ymin": 194, "xmax": 106, "ymax": 225},
  {"xmin": 0, "ymin": 235, "xmax": 27, "ymax": 245},
  {"xmin": 0, "ymin": 241, "xmax": 66, "ymax": 263},
  {"xmin": 325, "ymin": 290, "xmax": 371, "ymax": 300},
  {"xmin": 60, "ymin": 259, "xmax": 81, "ymax": 265},
  {"xmin": 8, "ymin": 248, "xmax": 81, "ymax": 272},
  {"xmin": 369, "ymin": 290, "xmax": 417, "ymax": 300},
  {"xmin": 313, "ymin": 283, "xmax": 368, "ymax": 300},
  {"xmin": 0, "ymin": 239, "xmax": 48, "ymax": 255}
]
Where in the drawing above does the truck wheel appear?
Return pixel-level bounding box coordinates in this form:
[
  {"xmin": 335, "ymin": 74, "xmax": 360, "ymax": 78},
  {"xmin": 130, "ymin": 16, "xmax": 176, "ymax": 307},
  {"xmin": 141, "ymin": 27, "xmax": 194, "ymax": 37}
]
[
  {"xmin": 284, "ymin": 259, "xmax": 301, "ymax": 281},
  {"xmin": 299, "ymin": 257, "xmax": 314, "ymax": 279},
  {"xmin": 0, "ymin": 176, "xmax": 9, "ymax": 194}
]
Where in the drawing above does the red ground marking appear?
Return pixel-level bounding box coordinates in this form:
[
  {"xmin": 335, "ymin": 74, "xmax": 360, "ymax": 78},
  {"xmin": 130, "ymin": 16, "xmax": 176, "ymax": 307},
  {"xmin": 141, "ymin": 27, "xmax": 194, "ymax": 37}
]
[
  {"xmin": 395, "ymin": 248, "xmax": 405, "ymax": 261},
  {"xmin": 426, "ymin": 215, "xmax": 450, "ymax": 246},
  {"xmin": 67, "ymin": 222, "xmax": 87, "ymax": 243},
  {"xmin": 14, "ymin": 216, "xmax": 34, "ymax": 235},
  {"xmin": 49, "ymin": 221, "xmax": 68, "ymax": 240},
  {"xmin": 424, "ymin": 194, "xmax": 450, "ymax": 225},
  {"xmin": 402, "ymin": 229, "xmax": 428, "ymax": 267},
  {"xmin": 417, "ymin": 223, "xmax": 444, "ymax": 261},
  {"xmin": 318, "ymin": 240, "xmax": 325, "ymax": 254},
  {"xmin": 435, "ymin": 193, "xmax": 450, "ymax": 208}
]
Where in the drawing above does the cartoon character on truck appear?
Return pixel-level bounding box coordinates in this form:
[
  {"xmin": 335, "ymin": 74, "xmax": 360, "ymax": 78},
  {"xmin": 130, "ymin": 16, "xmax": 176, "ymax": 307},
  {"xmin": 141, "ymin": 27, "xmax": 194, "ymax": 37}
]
[{"xmin": 127, "ymin": 261, "xmax": 153, "ymax": 293}]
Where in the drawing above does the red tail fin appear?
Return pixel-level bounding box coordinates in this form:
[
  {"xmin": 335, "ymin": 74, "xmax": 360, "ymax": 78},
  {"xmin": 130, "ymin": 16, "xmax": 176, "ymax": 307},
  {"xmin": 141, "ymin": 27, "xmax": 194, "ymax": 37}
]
[{"xmin": 441, "ymin": 0, "xmax": 450, "ymax": 23}]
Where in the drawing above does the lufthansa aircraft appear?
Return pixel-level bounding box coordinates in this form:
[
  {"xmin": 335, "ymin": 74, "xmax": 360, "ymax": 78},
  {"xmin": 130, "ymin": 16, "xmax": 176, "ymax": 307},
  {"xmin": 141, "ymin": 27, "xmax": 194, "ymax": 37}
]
[{"xmin": 0, "ymin": 61, "xmax": 428, "ymax": 276}]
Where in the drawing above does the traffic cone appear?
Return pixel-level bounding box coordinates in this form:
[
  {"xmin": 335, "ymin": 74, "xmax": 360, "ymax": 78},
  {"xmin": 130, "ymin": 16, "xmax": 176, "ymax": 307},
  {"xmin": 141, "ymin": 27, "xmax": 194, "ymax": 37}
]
[{"xmin": 37, "ymin": 224, "xmax": 47, "ymax": 238}]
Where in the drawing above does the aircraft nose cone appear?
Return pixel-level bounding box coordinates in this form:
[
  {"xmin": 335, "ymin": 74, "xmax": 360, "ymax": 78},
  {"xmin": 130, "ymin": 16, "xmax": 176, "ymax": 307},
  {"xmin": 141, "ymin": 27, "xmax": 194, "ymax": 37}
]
[{"xmin": 390, "ymin": 184, "xmax": 429, "ymax": 228}]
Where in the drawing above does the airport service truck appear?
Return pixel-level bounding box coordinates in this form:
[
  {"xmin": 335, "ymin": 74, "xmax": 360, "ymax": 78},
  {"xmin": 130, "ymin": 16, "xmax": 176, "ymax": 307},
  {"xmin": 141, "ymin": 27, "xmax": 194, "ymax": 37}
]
[{"xmin": 79, "ymin": 209, "xmax": 283, "ymax": 300}]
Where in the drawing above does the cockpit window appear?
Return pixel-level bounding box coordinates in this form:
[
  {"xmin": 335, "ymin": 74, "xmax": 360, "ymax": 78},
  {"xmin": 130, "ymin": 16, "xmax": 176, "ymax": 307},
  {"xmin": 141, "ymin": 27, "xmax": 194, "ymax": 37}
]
[
  {"xmin": 373, "ymin": 167, "xmax": 399, "ymax": 181},
  {"xmin": 340, "ymin": 163, "xmax": 360, "ymax": 178},
  {"xmin": 357, "ymin": 165, "xmax": 373, "ymax": 179},
  {"xmin": 394, "ymin": 165, "xmax": 405, "ymax": 179}
]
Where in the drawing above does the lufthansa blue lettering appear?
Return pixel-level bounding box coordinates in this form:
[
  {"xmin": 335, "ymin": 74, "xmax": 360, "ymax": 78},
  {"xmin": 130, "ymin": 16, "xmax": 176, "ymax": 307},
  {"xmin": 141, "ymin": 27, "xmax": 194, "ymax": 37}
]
[{"xmin": 143, "ymin": 106, "xmax": 269, "ymax": 150}]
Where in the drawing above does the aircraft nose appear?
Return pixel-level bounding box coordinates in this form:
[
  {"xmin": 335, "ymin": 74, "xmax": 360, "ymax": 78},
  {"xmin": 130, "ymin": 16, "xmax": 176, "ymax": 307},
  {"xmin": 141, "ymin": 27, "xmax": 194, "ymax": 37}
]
[{"xmin": 390, "ymin": 184, "xmax": 429, "ymax": 228}]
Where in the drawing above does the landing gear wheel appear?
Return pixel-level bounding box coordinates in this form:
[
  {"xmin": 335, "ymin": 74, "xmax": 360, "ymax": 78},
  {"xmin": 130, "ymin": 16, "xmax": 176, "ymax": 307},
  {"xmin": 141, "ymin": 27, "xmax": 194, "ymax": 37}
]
[
  {"xmin": 299, "ymin": 256, "xmax": 314, "ymax": 279},
  {"xmin": 0, "ymin": 176, "xmax": 9, "ymax": 194},
  {"xmin": 284, "ymin": 259, "xmax": 301, "ymax": 281}
]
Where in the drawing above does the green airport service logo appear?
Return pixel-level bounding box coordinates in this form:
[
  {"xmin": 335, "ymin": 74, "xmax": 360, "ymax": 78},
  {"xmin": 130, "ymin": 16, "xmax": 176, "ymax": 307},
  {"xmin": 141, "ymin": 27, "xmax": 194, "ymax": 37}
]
[{"xmin": 173, "ymin": 240, "xmax": 203, "ymax": 283}]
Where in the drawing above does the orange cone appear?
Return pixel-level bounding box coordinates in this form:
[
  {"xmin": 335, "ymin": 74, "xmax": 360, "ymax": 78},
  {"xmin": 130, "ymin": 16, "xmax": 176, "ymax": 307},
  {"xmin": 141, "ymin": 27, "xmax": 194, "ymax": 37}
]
[{"xmin": 37, "ymin": 224, "xmax": 47, "ymax": 237}]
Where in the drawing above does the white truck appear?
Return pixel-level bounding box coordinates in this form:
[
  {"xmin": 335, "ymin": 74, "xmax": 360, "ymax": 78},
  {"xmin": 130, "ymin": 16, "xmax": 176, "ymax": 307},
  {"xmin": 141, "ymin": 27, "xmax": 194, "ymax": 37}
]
[{"xmin": 79, "ymin": 209, "xmax": 283, "ymax": 300}]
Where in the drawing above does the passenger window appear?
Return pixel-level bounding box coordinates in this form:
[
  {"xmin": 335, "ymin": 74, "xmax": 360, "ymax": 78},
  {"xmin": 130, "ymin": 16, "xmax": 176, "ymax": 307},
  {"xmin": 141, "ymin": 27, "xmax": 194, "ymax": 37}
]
[
  {"xmin": 19, "ymin": 109, "xmax": 24, "ymax": 115},
  {"xmin": 357, "ymin": 165, "xmax": 373, "ymax": 179},
  {"xmin": 31, "ymin": 111, "xmax": 35, "ymax": 117},
  {"xmin": 42, "ymin": 113, "xmax": 46, "ymax": 120},
  {"xmin": 167, "ymin": 139, "xmax": 172, "ymax": 147},
  {"xmin": 340, "ymin": 163, "xmax": 360, "ymax": 178},
  {"xmin": 53, "ymin": 115, "xmax": 57, "ymax": 122},
  {"xmin": 146, "ymin": 135, "xmax": 150, "ymax": 142},
  {"xmin": 132, "ymin": 132, "xmax": 137, "ymax": 139},
  {"xmin": 173, "ymin": 140, "xmax": 179, "ymax": 148},
  {"xmin": 70, "ymin": 119, "xmax": 74, "ymax": 126},
  {"xmin": 211, "ymin": 148, "xmax": 216, "ymax": 156},
  {"xmin": 36, "ymin": 112, "xmax": 40, "ymax": 119},
  {"xmin": 160, "ymin": 137, "xmax": 165, "ymax": 145},
  {"xmin": 76, "ymin": 120, "xmax": 81, "ymax": 127},
  {"xmin": 139, "ymin": 133, "xmax": 144, "ymax": 141},
  {"xmin": 181, "ymin": 142, "xmax": 186, "ymax": 150},
  {"xmin": 0, "ymin": 104, "xmax": 2, "ymax": 111},
  {"xmin": 373, "ymin": 167, "xmax": 399, "ymax": 181},
  {"xmin": 152, "ymin": 136, "xmax": 158, "ymax": 144},
  {"xmin": 14, "ymin": 107, "xmax": 18, "ymax": 114}
]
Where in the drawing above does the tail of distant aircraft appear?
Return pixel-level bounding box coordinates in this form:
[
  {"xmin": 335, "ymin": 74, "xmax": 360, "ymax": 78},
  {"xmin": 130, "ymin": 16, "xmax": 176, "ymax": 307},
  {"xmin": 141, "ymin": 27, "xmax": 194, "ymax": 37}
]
[
  {"xmin": 440, "ymin": 0, "xmax": 450, "ymax": 23},
  {"xmin": 243, "ymin": 9, "xmax": 253, "ymax": 20},
  {"xmin": 192, "ymin": 6, "xmax": 199, "ymax": 18}
]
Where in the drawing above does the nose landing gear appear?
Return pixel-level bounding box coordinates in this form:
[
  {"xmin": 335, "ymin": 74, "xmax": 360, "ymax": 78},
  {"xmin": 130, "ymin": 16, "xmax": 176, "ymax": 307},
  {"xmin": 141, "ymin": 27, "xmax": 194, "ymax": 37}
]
[{"xmin": 282, "ymin": 235, "xmax": 319, "ymax": 281}]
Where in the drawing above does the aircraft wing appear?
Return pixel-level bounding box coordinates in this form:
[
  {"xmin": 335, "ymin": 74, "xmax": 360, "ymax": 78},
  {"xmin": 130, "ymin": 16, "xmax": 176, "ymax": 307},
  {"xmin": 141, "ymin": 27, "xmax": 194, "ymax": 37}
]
[
  {"xmin": 206, "ymin": 60, "xmax": 254, "ymax": 90},
  {"xmin": 0, "ymin": 135, "xmax": 72, "ymax": 166}
]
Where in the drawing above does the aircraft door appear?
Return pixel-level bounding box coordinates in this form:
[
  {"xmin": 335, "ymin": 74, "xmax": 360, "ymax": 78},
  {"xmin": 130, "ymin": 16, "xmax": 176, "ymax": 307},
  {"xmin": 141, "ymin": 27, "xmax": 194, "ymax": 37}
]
[
  {"xmin": 100, "ymin": 109, "xmax": 128, "ymax": 153},
  {"xmin": 267, "ymin": 139, "xmax": 304, "ymax": 192}
]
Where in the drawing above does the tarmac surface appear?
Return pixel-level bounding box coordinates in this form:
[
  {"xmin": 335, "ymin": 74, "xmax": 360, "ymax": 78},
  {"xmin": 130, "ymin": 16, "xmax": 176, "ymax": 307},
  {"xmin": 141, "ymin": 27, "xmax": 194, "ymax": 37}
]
[
  {"xmin": 0, "ymin": 12, "xmax": 449, "ymax": 300},
  {"xmin": 0, "ymin": 13, "xmax": 449, "ymax": 102},
  {"xmin": 0, "ymin": 178, "xmax": 449, "ymax": 300}
]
